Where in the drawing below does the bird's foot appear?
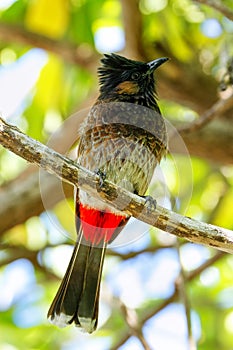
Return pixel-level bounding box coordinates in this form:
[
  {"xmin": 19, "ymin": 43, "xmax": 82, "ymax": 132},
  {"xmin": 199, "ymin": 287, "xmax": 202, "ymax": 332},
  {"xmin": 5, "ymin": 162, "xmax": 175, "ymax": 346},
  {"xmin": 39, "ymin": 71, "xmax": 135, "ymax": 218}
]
[
  {"xmin": 140, "ymin": 195, "xmax": 157, "ymax": 213},
  {"xmin": 94, "ymin": 169, "xmax": 106, "ymax": 189}
]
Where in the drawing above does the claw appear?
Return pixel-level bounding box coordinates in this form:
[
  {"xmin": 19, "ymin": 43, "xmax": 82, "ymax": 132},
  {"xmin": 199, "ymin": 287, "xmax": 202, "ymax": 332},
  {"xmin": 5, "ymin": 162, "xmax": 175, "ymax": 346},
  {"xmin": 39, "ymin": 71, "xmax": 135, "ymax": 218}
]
[
  {"xmin": 95, "ymin": 169, "xmax": 106, "ymax": 189},
  {"xmin": 141, "ymin": 195, "xmax": 157, "ymax": 213}
]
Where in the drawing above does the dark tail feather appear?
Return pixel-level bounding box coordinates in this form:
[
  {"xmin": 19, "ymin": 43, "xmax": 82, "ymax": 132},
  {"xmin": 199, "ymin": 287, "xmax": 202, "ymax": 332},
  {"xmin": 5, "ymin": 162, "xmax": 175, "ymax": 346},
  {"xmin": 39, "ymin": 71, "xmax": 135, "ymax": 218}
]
[{"xmin": 47, "ymin": 236, "xmax": 106, "ymax": 333}]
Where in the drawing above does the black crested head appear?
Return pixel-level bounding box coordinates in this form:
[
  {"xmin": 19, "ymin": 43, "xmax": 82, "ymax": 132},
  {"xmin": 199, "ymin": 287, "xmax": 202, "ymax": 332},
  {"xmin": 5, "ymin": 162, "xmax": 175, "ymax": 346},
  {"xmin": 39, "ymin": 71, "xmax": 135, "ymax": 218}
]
[{"xmin": 97, "ymin": 53, "xmax": 168, "ymax": 110}]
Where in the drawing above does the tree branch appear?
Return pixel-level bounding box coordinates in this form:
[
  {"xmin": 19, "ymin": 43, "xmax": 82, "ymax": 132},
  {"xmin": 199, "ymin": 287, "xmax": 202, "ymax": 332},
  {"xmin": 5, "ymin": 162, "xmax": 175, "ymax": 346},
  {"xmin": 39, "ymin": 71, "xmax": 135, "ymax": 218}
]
[
  {"xmin": 172, "ymin": 118, "xmax": 233, "ymax": 164},
  {"xmin": 0, "ymin": 20, "xmax": 222, "ymax": 114},
  {"xmin": 0, "ymin": 117, "xmax": 233, "ymax": 252},
  {"xmin": 108, "ymin": 243, "xmax": 176, "ymax": 260},
  {"xmin": 176, "ymin": 240, "xmax": 197, "ymax": 350},
  {"xmin": 194, "ymin": 0, "xmax": 233, "ymax": 21},
  {"xmin": 0, "ymin": 22, "xmax": 96, "ymax": 68},
  {"xmin": 0, "ymin": 114, "xmax": 232, "ymax": 237},
  {"xmin": 119, "ymin": 301, "xmax": 152, "ymax": 350},
  {"xmin": 178, "ymin": 93, "xmax": 233, "ymax": 134},
  {"xmin": 120, "ymin": 0, "xmax": 145, "ymax": 60},
  {"xmin": 110, "ymin": 250, "xmax": 226, "ymax": 350}
]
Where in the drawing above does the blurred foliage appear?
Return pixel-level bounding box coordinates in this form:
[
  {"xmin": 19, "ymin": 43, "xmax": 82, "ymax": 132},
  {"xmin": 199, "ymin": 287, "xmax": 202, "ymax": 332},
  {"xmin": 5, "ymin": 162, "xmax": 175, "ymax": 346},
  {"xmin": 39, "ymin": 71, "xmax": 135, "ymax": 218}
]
[{"xmin": 0, "ymin": 0, "xmax": 233, "ymax": 349}]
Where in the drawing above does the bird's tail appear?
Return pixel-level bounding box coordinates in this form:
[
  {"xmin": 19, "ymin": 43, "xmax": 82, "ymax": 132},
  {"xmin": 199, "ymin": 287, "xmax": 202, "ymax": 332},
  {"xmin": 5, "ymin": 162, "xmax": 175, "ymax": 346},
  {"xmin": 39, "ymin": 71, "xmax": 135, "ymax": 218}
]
[{"xmin": 47, "ymin": 235, "xmax": 106, "ymax": 333}]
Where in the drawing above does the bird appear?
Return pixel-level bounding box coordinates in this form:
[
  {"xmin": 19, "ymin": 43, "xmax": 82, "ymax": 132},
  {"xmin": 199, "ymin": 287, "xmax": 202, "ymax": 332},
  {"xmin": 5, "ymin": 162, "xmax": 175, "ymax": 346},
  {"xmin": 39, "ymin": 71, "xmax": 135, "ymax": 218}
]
[{"xmin": 47, "ymin": 53, "xmax": 168, "ymax": 333}]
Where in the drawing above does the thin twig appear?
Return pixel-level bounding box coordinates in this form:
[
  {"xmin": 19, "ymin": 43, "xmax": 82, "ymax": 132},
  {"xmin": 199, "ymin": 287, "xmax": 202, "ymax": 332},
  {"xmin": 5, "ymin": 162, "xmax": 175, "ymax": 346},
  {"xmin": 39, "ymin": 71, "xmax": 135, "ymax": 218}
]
[
  {"xmin": 178, "ymin": 93, "xmax": 233, "ymax": 134},
  {"xmin": 144, "ymin": 251, "xmax": 225, "ymax": 321},
  {"xmin": 195, "ymin": 0, "xmax": 233, "ymax": 21},
  {"xmin": 110, "ymin": 251, "xmax": 226, "ymax": 349},
  {"xmin": 175, "ymin": 240, "xmax": 197, "ymax": 350},
  {"xmin": 107, "ymin": 244, "xmax": 176, "ymax": 259},
  {"xmin": 0, "ymin": 117, "xmax": 233, "ymax": 252},
  {"xmin": 0, "ymin": 244, "xmax": 58, "ymax": 280},
  {"xmin": 120, "ymin": 301, "xmax": 152, "ymax": 350},
  {"xmin": 0, "ymin": 242, "xmax": 174, "ymax": 266}
]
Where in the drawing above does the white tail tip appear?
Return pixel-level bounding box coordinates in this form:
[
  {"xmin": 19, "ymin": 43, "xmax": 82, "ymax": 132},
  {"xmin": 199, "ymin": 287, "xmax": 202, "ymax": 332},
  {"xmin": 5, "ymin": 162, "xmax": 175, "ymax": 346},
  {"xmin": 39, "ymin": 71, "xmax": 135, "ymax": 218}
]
[{"xmin": 48, "ymin": 313, "xmax": 72, "ymax": 328}]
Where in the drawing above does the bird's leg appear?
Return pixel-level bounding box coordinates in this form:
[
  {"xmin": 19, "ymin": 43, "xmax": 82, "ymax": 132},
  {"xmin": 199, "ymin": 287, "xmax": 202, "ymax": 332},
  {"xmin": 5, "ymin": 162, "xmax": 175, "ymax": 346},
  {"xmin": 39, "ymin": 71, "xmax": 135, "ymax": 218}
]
[
  {"xmin": 94, "ymin": 169, "xmax": 106, "ymax": 189},
  {"xmin": 139, "ymin": 195, "xmax": 157, "ymax": 213}
]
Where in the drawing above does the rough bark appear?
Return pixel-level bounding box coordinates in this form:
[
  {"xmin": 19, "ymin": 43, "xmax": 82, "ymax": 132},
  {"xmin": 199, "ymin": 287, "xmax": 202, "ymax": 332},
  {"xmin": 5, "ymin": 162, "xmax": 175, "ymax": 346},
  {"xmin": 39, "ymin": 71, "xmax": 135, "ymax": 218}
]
[{"xmin": 1, "ymin": 117, "xmax": 233, "ymax": 253}]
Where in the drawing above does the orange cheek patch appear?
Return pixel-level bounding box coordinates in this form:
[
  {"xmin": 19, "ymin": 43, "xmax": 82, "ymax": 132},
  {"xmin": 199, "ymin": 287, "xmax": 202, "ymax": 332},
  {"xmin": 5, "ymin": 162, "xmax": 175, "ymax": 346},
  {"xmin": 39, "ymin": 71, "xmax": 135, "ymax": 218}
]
[{"xmin": 116, "ymin": 81, "xmax": 140, "ymax": 94}]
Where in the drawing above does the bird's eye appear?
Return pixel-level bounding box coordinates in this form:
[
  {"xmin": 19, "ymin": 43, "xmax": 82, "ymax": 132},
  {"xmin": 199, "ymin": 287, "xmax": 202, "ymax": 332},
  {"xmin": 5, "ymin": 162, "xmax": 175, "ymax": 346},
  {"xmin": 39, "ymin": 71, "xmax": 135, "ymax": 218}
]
[{"xmin": 131, "ymin": 72, "xmax": 140, "ymax": 80}]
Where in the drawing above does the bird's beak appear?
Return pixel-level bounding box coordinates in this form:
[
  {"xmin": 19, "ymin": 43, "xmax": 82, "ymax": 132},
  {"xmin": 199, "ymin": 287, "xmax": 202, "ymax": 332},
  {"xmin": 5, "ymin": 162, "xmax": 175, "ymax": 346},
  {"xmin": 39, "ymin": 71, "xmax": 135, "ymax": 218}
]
[{"xmin": 147, "ymin": 57, "xmax": 169, "ymax": 72}]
